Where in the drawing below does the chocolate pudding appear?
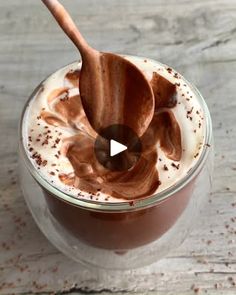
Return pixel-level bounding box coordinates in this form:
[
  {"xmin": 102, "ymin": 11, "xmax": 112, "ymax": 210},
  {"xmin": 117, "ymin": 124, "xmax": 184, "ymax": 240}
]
[{"xmin": 22, "ymin": 56, "xmax": 207, "ymax": 250}]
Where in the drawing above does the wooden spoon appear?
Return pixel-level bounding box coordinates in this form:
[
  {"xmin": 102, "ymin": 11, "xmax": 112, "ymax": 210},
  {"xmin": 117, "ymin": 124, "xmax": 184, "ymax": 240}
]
[{"xmin": 42, "ymin": 0, "xmax": 154, "ymax": 137}]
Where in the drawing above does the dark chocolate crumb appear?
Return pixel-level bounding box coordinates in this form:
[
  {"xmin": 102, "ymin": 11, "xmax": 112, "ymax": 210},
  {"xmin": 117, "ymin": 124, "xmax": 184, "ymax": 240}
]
[
  {"xmin": 187, "ymin": 107, "xmax": 194, "ymax": 115},
  {"xmin": 191, "ymin": 285, "xmax": 200, "ymax": 293},
  {"xmin": 42, "ymin": 139, "xmax": 49, "ymax": 146},
  {"xmin": 171, "ymin": 162, "xmax": 180, "ymax": 169},
  {"xmin": 163, "ymin": 164, "xmax": 168, "ymax": 171},
  {"xmin": 42, "ymin": 160, "xmax": 47, "ymax": 167}
]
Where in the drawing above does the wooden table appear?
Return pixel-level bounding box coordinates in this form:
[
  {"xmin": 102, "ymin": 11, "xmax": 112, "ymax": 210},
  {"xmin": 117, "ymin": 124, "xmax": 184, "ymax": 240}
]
[{"xmin": 0, "ymin": 0, "xmax": 236, "ymax": 294}]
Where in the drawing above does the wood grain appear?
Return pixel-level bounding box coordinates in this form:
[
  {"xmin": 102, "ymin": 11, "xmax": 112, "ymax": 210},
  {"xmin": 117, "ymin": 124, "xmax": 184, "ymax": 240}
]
[{"xmin": 0, "ymin": 0, "xmax": 236, "ymax": 294}]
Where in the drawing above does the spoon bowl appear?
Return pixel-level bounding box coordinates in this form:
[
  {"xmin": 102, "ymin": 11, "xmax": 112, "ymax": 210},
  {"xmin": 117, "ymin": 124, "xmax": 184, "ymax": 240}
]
[{"xmin": 80, "ymin": 50, "xmax": 154, "ymax": 136}]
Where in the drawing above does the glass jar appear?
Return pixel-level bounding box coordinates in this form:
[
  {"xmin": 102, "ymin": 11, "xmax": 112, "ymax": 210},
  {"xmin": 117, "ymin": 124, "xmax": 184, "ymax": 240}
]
[{"xmin": 18, "ymin": 57, "xmax": 213, "ymax": 270}]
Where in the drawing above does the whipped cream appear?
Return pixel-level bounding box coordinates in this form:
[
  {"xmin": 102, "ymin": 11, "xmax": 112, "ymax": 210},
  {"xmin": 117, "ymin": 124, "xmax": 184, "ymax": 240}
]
[{"xmin": 22, "ymin": 56, "xmax": 205, "ymax": 202}]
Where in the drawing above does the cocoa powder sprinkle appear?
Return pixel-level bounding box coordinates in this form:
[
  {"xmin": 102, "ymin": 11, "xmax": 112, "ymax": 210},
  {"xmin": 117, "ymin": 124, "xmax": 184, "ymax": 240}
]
[
  {"xmin": 163, "ymin": 164, "xmax": 168, "ymax": 171},
  {"xmin": 171, "ymin": 162, "xmax": 180, "ymax": 169}
]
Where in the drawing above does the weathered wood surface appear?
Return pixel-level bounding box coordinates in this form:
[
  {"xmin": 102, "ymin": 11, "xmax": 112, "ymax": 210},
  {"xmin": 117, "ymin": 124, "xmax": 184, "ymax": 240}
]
[{"xmin": 0, "ymin": 0, "xmax": 236, "ymax": 294}]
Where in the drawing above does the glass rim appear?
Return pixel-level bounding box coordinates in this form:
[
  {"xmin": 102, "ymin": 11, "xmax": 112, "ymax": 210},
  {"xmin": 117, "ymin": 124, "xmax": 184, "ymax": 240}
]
[{"xmin": 19, "ymin": 56, "xmax": 213, "ymax": 212}]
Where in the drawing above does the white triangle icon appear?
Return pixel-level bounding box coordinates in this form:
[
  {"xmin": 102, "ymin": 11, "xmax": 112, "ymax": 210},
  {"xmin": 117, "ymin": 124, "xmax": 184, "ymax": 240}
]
[{"xmin": 110, "ymin": 139, "xmax": 127, "ymax": 157}]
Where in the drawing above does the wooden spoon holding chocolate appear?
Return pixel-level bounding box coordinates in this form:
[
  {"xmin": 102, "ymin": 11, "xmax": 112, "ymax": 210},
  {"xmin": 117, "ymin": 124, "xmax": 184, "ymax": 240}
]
[{"xmin": 42, "ymin": 0, "xmax": 154, "ymax": 137}]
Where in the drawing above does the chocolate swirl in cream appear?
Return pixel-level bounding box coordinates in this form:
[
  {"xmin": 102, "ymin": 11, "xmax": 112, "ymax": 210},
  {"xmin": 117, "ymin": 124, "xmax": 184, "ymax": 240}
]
[
  {"xmin": 24, "ymin": 56, "xmax": 205, "ymax": 202},
  {"xmin": 38, "ymin": 70, "xmax": 179, "ymax": 199}
]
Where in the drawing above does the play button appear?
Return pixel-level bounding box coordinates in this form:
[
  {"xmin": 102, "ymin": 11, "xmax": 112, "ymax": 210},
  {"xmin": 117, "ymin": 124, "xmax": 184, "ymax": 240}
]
[
  {"xmin": 94, "ymin": 124, "xmax": 142, "ymax": 171},
  {"xmin": 110, "ymin": 140, "xmax": 127, "ymax": 157}
]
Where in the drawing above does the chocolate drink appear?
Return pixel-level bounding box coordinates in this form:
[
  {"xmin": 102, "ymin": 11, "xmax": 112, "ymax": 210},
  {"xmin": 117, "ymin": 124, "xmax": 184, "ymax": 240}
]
[
  {"xmin": 22, "ymin": 56, "xmax": 206, "ymax": 250},
  {"xmin": 43, "ymin": 181, "xmax": 193, "ymax": 249}
]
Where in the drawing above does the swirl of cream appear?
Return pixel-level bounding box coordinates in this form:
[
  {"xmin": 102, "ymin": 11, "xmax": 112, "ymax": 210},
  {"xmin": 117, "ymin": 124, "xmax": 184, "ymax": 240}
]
[{"xmin": 40, "ymin": 69, "xmax": 181, "ymax": 200}]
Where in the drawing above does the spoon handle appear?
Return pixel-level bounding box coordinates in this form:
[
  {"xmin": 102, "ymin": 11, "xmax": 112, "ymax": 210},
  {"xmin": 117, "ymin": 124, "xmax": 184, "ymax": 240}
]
[{"xmin": 42, "ymin": 0, "xmax": 92, "ymax": 56}]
